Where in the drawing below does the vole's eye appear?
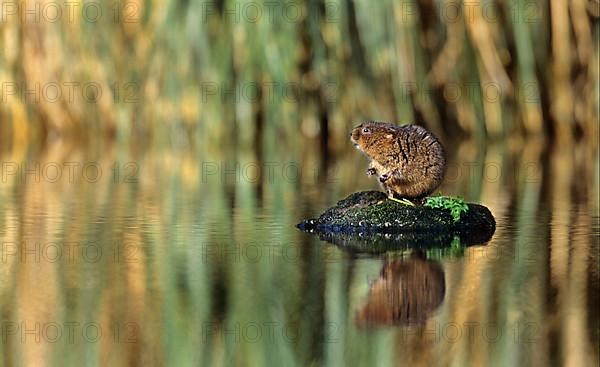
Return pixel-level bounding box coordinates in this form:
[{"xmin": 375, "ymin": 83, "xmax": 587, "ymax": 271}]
[{"xmin": 362, "ymin": 127, "xmax": 371, "ymax": 134}]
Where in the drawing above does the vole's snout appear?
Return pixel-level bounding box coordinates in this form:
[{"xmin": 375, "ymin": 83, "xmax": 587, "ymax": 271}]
[{"xmin": 350, "ymin": 126, "xmax": 362, "ymax": 143}]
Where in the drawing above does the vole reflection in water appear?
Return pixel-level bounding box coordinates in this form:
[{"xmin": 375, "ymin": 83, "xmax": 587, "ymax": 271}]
[{"xmin": 355, "ymin": 253, "xmax": 445, "ymax": 327}]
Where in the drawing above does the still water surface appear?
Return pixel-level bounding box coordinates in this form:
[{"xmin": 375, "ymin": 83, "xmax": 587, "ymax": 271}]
[{"xmin": 0, "ymin": 139, "xmax": 598, "ymax": 366}]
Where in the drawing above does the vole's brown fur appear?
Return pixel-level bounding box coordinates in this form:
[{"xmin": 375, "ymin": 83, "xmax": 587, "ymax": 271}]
[{"xmin": 350, "ymin": 121, "xmax": 446, "ymax": 201}]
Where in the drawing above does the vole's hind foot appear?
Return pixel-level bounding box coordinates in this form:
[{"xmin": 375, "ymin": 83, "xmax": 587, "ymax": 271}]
[{"xmin": 412, "ymin": 197, "xmax": 425, "ymax": 206}]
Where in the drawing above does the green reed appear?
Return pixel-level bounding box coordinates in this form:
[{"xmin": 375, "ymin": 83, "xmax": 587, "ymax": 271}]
[{"xmin": 0, "ymin": 0, "xmax": 597, "ymax": 150}]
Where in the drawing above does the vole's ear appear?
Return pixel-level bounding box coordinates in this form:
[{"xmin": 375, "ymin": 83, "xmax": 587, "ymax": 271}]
[{"xmin": 385, "ymin": 134, "xmax": 393, "ymax": 139}]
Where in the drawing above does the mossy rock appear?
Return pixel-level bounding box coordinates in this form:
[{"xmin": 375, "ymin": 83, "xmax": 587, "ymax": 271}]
[{"xmin": 297, "ymin": 191, "xmax": 495, "ymax": 252}]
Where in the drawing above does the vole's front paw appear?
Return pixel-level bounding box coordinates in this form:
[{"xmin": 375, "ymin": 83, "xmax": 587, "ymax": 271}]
[
  {"xmin": 379, "ymin": 172, "xmax": 391, "ymax": 182},
  {"xmin": 366, "ymin": 167, "xmax": 377, "ymax": 176}
]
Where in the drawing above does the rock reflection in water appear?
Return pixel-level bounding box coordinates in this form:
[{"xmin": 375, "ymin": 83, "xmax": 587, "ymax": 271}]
[{"xmin": 356, "ymin": 253, "xmax": 445, "ymax": 327}]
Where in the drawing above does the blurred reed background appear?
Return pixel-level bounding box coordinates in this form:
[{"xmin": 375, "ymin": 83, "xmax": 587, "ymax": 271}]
[
  {"xmin": 0, "ymin": 0, "xmax": 598, "ymax": 151},
  {"xmin": 0, "ymin": 0, "xmax": 599, "ymax": 366}
]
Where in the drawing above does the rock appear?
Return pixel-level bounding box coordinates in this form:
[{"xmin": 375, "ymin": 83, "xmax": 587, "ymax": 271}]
[{"xmin": 297, "ymin": 191, "xmax": 495, "ymax": 252}]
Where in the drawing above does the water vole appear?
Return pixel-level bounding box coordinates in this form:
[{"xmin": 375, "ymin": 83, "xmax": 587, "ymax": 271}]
[{"xmin": 350, "ymin": 121, "xmax": 446, "ymax": 201}]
